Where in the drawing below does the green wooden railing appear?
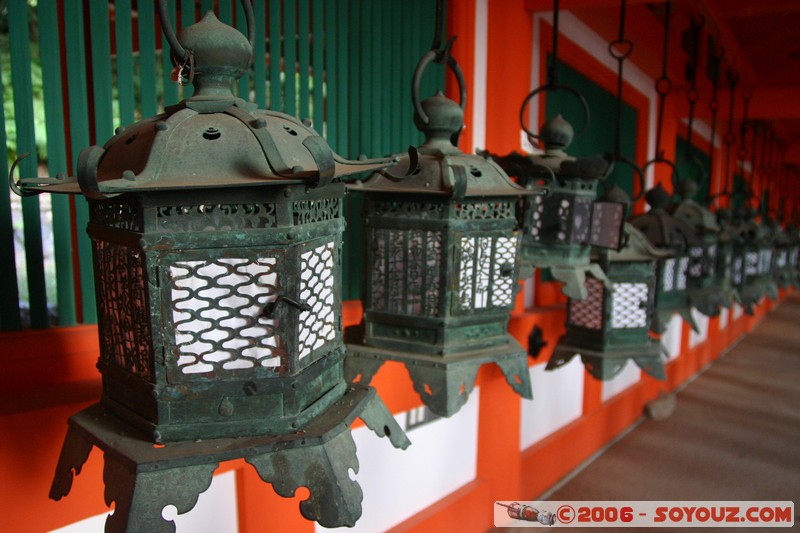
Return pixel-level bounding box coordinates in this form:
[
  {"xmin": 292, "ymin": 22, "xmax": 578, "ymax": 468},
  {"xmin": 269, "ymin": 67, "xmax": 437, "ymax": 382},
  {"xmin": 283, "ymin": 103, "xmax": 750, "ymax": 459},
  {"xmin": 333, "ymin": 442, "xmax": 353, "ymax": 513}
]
[{"xmin": 1, "ymin": 0, "xmax": 442, "ymax": 330}]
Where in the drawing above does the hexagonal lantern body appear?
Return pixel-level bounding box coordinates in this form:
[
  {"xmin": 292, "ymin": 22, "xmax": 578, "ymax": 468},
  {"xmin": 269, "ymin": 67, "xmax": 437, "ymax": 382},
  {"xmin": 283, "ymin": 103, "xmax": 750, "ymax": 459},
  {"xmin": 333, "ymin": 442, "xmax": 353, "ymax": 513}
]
[
  {"xmin": 629, "ymin": 184, "xmax": 700, "ymax": 334},
  {"xmin": 670, "ymin": 179, "xmax": 726, "ymax": 316},
  {"xmin": 714, "ymin": 208, "xmax": 744, "ymax": 308},
  {"xmin": 786, "ymin": 223, "xmax": 800, "ymax": 287},
  {"xmin": 14, "ymin": 12, "xmax": 409, "ymax": 530},
  {"xmin": 489, "ymin": 116, "xmax": 626, "ymax": 299},
  {"xmin": 547, "ymin": 223, "xmax": 670, "ymax": 380},
  {"xmin": 731, "ymin": 207, "xmax": 779, "ymax": 313},
  {"xmin": 345, "ymin": 92, "xmax": 533, "ymax": 417},
  {"xmin": 764, "ymin": 214, "xmax": 793, "ymax": 289}
]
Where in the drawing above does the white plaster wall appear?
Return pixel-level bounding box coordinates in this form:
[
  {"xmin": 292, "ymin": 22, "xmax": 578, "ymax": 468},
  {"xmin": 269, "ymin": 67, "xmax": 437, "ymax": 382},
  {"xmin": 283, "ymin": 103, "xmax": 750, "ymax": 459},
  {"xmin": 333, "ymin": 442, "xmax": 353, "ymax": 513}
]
[
  {"xmin": 689, "ymin": 308, "xmax": 710, "ymax": 348},
  {"xmin": 733, "ymin": 302, "xmax": 744, "ymax": 320},
  {"xmin": 520, "ymin": 358, "xmax": 584, "ymax": 450},
  {"xmin": 318, "ymin": 391, "xmax": 480, "ymax": 533},
  {"xmin": 49, "ymin": 471, "xmax": 239, "ymax": 533},
  {"xmin": 719, "ymin": 307, "xmax": 729, "ymax": 329},
  {"xmin": 601, "ymin": 359, "xmax": 641, "ymax": 402},
  {"xmin": 661, "ymin": 314, "xmax": 683, "ymax": 360}
]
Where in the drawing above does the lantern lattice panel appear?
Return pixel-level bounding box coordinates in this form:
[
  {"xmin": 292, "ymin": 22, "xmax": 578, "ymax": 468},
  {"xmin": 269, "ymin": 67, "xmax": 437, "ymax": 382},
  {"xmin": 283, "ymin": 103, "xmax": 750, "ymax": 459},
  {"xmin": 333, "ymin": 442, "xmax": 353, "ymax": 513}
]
[
  {"xmin": 568, "ymin": 276, "xmax": 604, "ymax": 330},
  {"xmin": 676, "ymin": 257, "xmax": 689, "ymax": 290},
  {"xmin": 745, "ymin": 251, "xmax": 759, "ymax": 276},
  {"xmin": 758, "ymin": 249, "xmax": 773, "ymax": 274},
  {"xmin": 689, "ymin": 246, "xmax": 704, "ymax": 278},
  {"xmin": 299, "ymin": 242, "xmax": 337, "ymax": 359},
  {"xmin": 732, "ymin": 255, "xmax": 744, "ymax": 284},
  {"xmin": 458, "ymin": 235, "xmax": 518, "ymax": 310},
  {"xmin": 170, "ymin": 256, "xmax": 283, "ymax": 375},
  {"xmin": 662, "ymin": 258, "xmax": 676, "ymax": 292},
  {"xmin": 157, "ymin": 203, "xmax": 278, "ymax": 233},
  {"xmin": 707, "ymin": 244, "xmax": 717, "ymax": 276},
  {"xmin": 369, "ymin": 228, "xmax": 442, "ymax": 317},
  {"xmin": 569, "ymin": 197, "xmax": 593, "ymax": 244},
  {"xmin": 611, "ymin": 282, "xmax": 649, "ymax": 328},
  {"xmin": 94, "ymin": 240, "xmax": 152, "ymax": 380}
]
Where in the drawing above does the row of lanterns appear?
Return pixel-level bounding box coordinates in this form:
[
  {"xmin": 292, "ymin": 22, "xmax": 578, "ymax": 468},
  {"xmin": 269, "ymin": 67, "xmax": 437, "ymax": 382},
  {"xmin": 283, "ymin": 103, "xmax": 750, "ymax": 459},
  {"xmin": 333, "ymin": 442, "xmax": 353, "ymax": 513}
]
[{"xmin": 8, "ymin": 0, "xmax": 798, "ymax": 530}]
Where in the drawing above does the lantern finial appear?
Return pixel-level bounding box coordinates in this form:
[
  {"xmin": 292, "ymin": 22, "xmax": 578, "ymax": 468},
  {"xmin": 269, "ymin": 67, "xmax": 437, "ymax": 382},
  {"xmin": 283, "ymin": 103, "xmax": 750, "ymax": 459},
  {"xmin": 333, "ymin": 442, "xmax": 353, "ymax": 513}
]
[
  {"xmin": 540, "ymin": 114, "xmax": 574, "ymax": 152},
  {"xmin": 178, "ymin": 11, "xmax": 253, "ymax": 97},
  {"xmin": 679, "ymin": 178, "xmax": 699, "ymax": 200},
  {"xmin": 415, "ymin": 91, "xmax": 464, "ymax": 152},
  {"xmin": 645, "ymin": 182, "xmax": 672, "ymax": 210}
]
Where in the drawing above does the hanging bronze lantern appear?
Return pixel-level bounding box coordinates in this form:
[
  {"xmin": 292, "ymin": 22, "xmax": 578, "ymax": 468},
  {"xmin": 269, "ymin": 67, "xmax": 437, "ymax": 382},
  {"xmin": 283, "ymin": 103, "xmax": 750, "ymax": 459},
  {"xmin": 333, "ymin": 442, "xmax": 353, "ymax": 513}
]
[
  {"xmin": 713, "ymin": 207, "xmax": 744, "ymax": 308},
  {"xmin": 764, "ymin": 212, "xmax": 793, "ymax": 290},
  {"xmin": 671, "ymin": 179, "xmax": 726, "ymax": 316},
  {"xmin": 344, "ymin": 43, "xmax": 533, "ymax": 418},
  {"xmin": 547, "ymin": 218, "xmax": 670, "ymax": 380},
  {"xmin": 489, "ymin": 115, "xmax": 627, "ymax": 299},
  {"xmin": 731, "ymin": 206, "xmax": 778, "ymax": 313},
  {"xmin": 11, "ymin": 7, "xmax": 410, "ymax": 529},
  {"xmin": 786, "ymin": 222, "xmax": 800, "ymax": 288},
  {"xmin": 629, "ymin": 184, "xmax": 700, "ymax": 333}
]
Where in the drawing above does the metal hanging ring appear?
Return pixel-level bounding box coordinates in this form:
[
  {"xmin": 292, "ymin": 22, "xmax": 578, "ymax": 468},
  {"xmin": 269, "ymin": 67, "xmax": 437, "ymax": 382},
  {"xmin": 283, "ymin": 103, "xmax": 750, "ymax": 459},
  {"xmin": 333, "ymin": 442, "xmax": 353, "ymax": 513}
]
[
  {"xmin": 604, "ymin": 154, "xmax": 647, "ymax": 202},
  {"xmin": 518, "ymin": 84, "xmax": 591, "ymax": 141},
  {"xmin": 156, "ymin": 0, "xmax": 255, "ymax": 65},
  {"xmin": 608, "ymin": 39, "xmax": 634, "ymax": 61},
  {"xmin": 8, "ymin": 153, "xmax": 39, "ymax": 197},
  {"xmin": 412, "ymin": 47, "xmax": 467, "ymax": 125},
  {"xmin": 643, "ymin": 154, "xmax": 681, "ymax": 194}
]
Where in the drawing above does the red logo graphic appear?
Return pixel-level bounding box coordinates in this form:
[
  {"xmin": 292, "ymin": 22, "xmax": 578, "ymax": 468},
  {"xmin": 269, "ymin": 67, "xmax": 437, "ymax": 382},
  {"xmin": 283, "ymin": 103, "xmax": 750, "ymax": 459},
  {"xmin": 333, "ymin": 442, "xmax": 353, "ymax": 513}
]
[{"xmin": 557, "ymin": 504, "xmax": 576, "ymax": 524}]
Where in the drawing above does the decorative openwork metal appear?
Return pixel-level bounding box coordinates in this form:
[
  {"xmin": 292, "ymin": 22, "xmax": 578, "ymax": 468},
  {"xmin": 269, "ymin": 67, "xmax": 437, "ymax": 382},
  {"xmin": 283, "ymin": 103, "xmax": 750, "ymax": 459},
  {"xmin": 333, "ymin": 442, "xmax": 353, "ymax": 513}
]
[
  {"xmin": 671, "ymin": 179, "xmax": 727, "ymax": 316},
  {"xmin": 344, "ymin": 31, "xmax": 533, "ymax": 418},
  {"xmin": 629, "ymin": 184, "xmax": 700, "ymax": 334},
  {"xmin": 765, "ymin": 212, "xmax": 793, "ymax": 290},
  {"xmin": 547, "ymin": 222, "xmax": 669, "ymax": 380},
  {"xmin": 11, "ymin": 7, "xmax": 410, "ymax": 530},
  {"xmin": 787, "ymin": 222, "xmax": 800, "ymax": 287},
  {"xmin": 489, "ymin": 115, "xmax": 627, "ymax": 299}
]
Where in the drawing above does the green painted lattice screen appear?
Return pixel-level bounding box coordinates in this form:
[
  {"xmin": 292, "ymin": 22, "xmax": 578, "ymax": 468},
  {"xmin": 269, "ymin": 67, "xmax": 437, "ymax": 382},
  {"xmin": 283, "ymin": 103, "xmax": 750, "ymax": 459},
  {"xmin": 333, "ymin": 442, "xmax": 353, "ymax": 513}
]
[{"xmin": 0, "ymin": 0, "xmax": 442, "ymax": 330}]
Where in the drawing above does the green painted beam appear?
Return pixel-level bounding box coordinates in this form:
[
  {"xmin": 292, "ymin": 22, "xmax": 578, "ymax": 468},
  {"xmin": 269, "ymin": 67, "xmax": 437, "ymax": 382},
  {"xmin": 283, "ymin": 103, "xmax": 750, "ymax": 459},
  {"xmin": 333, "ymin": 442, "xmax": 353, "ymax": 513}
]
[
  {"xmin": 38, "ymin": 0, "xmax": 76, "ymax": 326},
  {"xmin": 8, "ymin": 0, "xmax": 48, "ymax": 328},
  {"xmin": 283, "ymin": 0, "xmax": 297, "ymax": 117},
  {"xmin": 63, "ymin": 0, "xmax": 96, "ymax": 324},
  {"xmin": 311, "ymin": 0, "xmax": 323, "ymax": 129},
  {"xmin": 161, "ymin": 0, "xmax": 179, "ymax": 106},
  {"xmin": 253, "ymin": 0, "xmax": 267, "ymax": 108},
  {"xmin": 235, "ymin": 0, "xmax": 250, "ymax": 99},
  {"xmin": 116, "ymin": 0, "xmax": 136, "ymax": 125},
  {"xmin": 138, "ymin": 0, "xmax": 158, "ymax": 118},
  {"xmin": 181, "ymin": 0, "xmax": 196, "ymax": 98},
  {"xmin": 298, "ymin": 0, "xmax": 310, "ymax": 122},
  {"xmin": 269, "ymin": 0, "xmax": 282, "ymax": 110},
  {"xmin": 0, "ymin": 53, "xmax": 22, "ymax": 330}
]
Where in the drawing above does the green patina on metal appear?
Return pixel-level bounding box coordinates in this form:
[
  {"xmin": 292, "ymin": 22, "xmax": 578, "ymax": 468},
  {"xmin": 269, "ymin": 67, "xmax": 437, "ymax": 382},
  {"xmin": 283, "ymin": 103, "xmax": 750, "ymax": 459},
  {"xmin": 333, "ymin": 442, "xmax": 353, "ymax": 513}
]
[
  {"xmin": 548, "ymin": 222, "xmax": 670, "ymax": 381},
  {"xmin": 629, "ymin": 183, "xmax": 699, "ymax": 334},
  {"xmin": 728, "ymin": 206, "xmax": 779, "ymax": 314},
  {"xmin": 344, "ymin": 42, "xmax": 532, "ymax": 417},
  {"xmin": 670, "ymin": 178, "xmax": 727, "ymax": 316},
  {"xmin": 13, "ymin": 8, "xmax": 409, "ymax": 529},
  {"xmin": 764, "ymin": 212, "xmax": 794, "ymax": 290},
  {"xmin": 785, "ymin": 222, "xmax": 800, "ymax": 287},
  {"xmin": 489, "ymin": 115, "xmax": 627, "ymax": 299},
  {"xmin": 713, "ymin": 207, "xmax": 744, "ymax": 310}
]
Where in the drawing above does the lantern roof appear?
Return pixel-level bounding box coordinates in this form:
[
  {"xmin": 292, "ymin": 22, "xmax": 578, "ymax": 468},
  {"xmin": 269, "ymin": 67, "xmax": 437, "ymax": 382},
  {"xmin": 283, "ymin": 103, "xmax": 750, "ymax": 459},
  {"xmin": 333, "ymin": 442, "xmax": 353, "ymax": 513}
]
[
  {"xmin": 716, "ymin": 208, "xmax": 743, "ymax": 244},
  {"xmin": 596, "ymin": 223, "xmax": 671, "ymax": 263},
  {"xmin": 670, "ymin": 180, "xmax": 720, "ymax": 236},
  {"xmin": 14, "ymin": 11, "xmax": 394, "ymax": 198},
  {"xmin": 629, "ymin": 183, "xmax": 700, "ymax": 251},
  {"xmin": 350, "ymin": 92, "xmax": 527, "ymax": 199}
]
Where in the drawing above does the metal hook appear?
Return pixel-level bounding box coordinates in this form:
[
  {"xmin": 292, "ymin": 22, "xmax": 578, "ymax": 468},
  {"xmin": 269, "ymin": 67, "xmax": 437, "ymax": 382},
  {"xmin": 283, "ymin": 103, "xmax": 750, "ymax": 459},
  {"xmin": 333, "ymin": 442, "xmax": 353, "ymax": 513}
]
[
  {"xmin": 8, "ymin": 154, "xmax": 38, "ymax": 197},
  {"xmin": 518, "ymin": 84, "xmax": 591, "ymax": 143},
  {"xmin": 379, "ymin": 147, "xmax": 420, "ymax": 181}
]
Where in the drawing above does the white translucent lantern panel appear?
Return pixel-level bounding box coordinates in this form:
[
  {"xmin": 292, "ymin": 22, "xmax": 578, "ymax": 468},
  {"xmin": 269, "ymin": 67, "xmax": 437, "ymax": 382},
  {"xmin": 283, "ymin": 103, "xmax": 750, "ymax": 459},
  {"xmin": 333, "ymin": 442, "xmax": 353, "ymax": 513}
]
[
  {"xmin": 676, "ymin": 257, "xmax": 689, "ymax": 290},
  {"xmin": 732, "ymin": 255, "xmax": 744, "ymax": 284},
  {"xmin": 568, "ymin": 276, "xmax": 604, "ymax": 330},
  {"xmin": 745, "ymin": 251, "xmax": 759, "ymax": 276},
  {"xmin": 458, "ymin": 235, "xmax": 518, "ymax": 310},
  {"xmin": 610, "ymin": 282, "xmax": 649, "ymax": 329},
  {"xmin": 529, "ymin": 195, "xmax": 544, "ymax": 239},
  {"xmin": 661, "ymin": 257, "xmax": 676, "ymax": 292},
  {"xmin": 706, "ymin": 243, "xmax": 717, "ymax": 276},
  {"xmin": 299, "ymin": 242, "xmax": 336, "ymax": 359},
  {"xmin": 758, "ymin": 248, "xmax": 773, "ymax": 274},
  {"xmin": 689, "ymin": 245, "xmax": 704, "ymax": 278},
  {"xmin": 776, "ymin": 249, "xmax": 788, "ymax": 268},
  {"xmin": 171, "ymin": 257, "xmax": 281, "ymax": 374}
]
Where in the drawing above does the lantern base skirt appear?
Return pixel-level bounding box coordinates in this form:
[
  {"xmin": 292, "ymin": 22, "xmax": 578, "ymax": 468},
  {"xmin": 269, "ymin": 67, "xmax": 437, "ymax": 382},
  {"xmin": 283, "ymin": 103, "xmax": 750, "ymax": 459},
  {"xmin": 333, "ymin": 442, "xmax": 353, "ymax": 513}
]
[
  {"xmin": 550, "ymin": 263, "xmax": 611, "ymax": 300},
  {"xmin": 688, "ymin": 285, "xmax": 731, "ymax": 317},
  {"xmin": 547, "ymin": 340, "xmax": 665, "ymax": 381},
  {"xmin": 344, "ymin": 337, "xmax": 532, "ymax": 418},
  {"xmin": 49, "ymin": 387, "xmax": 409, "ymax": 531},
  {"xmin": 652, "ymin": 306, "xmax": 699, "ymax": 334}
]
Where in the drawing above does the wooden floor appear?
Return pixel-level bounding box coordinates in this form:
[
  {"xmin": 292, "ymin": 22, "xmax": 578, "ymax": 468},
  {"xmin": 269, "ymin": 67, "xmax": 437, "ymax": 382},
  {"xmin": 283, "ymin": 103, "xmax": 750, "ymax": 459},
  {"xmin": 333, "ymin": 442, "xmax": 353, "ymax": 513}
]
[{"xmin": 542, "ymin": 294, "xmax": 800, "ymax": 530}]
